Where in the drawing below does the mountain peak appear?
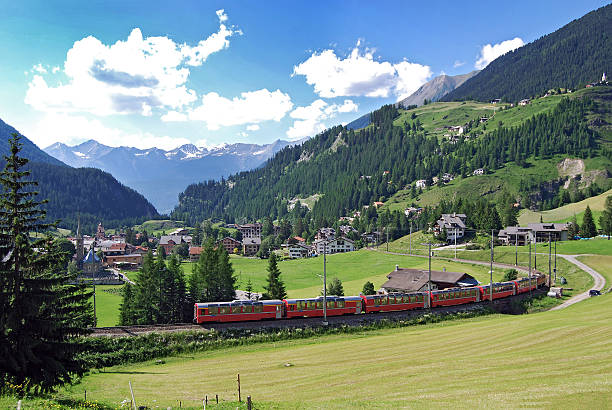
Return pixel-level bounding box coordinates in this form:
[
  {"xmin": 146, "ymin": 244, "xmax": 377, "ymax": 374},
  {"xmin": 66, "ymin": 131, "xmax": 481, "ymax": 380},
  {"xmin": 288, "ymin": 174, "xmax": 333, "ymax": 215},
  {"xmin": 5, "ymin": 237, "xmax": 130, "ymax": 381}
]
[{"xmin": 397, "ymin": 71, "xmax": 479, "ymax": 108}]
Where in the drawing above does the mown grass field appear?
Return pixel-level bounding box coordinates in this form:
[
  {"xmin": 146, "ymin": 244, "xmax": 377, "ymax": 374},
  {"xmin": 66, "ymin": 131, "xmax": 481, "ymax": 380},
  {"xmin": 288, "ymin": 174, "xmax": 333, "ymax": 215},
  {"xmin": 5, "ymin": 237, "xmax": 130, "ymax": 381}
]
[
  {"xmin": 519, "ymin": 188, "xmax": 612, "ymax": 227},
  {"xmin": 90, "ymin": 285, "xmax": 124, "ymax": 327},
  {"xmin": 578, "ymin": 254, "xmax": 612, "ymax": 289},
  {"xmin": 34, "ymin": 290, "xmax": 612, "ymax": 408}
]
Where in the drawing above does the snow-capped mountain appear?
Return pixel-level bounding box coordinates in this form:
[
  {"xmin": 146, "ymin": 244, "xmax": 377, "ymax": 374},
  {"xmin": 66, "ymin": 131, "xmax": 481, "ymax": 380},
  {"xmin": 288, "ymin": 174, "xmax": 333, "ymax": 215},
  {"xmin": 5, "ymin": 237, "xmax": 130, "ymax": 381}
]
[{"xmin": 44, "ymin": 139, "xmax": 298, "ymax": 213}]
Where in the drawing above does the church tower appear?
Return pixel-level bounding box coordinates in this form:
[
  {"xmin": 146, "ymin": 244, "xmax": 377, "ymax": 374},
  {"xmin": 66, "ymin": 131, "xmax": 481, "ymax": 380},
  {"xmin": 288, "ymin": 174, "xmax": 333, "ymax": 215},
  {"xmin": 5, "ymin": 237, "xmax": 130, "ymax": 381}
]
[{"xmin": 603, "ymin": 72, "xmax": 607, "ymax": 83}]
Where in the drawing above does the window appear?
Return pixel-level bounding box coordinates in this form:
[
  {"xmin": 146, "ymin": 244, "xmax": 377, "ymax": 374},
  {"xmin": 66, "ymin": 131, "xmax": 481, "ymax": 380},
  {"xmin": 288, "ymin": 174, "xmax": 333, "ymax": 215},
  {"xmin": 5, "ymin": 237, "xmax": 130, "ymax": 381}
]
[
  {"xmin": 243, "ymin": 305, "xmax": 252, "ymax": 313},
  {"xmin": 209, "ymin": 306, "xmax": 218, "ymax": 315},
  {"xmin": 254, "ymin": 304, "xmax": 263, "ymax": 313},
  {"xmin": 337, "ymin": 300, "xmax": 345, "ymax": 308},
  {"xmin": 317, "ymin": 301, "xmax": 323, "ymax": 309},
  {"xmin": 308, "ymin": 301, "xmax": 316, "ymax": 310},
  {"xmin": 219, "ymin": 306, "xmax": 230, "ymax": 314},
  {"xmin": 374, "ymin": 298, "xmax": 380, "ymax": 305},
  {"xmin": 388, "ymin": 297, "xmax": 395, "ymax": 304},
  {"xmin": 231, "ymin": 305, "xmax": 241, "ymax": 314},
  {"xmin": 199, "ymin": 309, "xmax": 206, "ymax": 316},
  {"xmin": 327, "ymin": 301, "xmax": 335, "ymax": 309}
]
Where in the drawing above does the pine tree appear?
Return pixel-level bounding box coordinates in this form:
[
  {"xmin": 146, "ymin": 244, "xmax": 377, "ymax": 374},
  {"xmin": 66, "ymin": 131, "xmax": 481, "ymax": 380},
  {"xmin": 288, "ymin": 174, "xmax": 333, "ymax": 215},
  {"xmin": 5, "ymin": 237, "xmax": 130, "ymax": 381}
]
[
  {"xmin": 568, "ymin": 215, "xmax": 580, "ymax": 240},
  {"xmin": 119, "ymin": 283, "xmax": 137, "ymax": 325},
  {"xmin": 0, "ymin": 134, "xmax": 92, "ymax": 392},
  {"xmin": 214, "ymin": 246, "xmax": 236, "ymax": 301},
  {"xmin": 599, "ymin": 196, "xmax": 612, "ymax": 240},
  {"xmin": 326, "ymin": 277, "xmax": 344, "ymax": 296},
  {"xmin": 262, "ymin": 253, "xmax": 286, "ymax": 300},
  {"xmin": 134, "ymin": 250, "xmax": 160, "ymax": 324},
  {"xmin": 245, "ymin": 278, "xmax": 254, "ymax": 300},
  {"xmin": 580, "ymin": 205, "xmax": 597, "ymax": 238},
  {"xmin": 166, "ymin": 253, "xmax": 187, "ymax": 322},
  {"xmin": 362, "ymin": 281, "xmax": 376, "ymax": 295}
]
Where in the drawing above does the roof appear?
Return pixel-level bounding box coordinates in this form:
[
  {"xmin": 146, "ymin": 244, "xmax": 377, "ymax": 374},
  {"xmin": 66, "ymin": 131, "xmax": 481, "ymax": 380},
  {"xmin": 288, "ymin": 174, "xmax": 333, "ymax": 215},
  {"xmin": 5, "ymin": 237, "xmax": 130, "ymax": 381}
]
[
  {"xmin": 159, "ymin": 235, "xmax": 184, "ymax": 245},
  {"xmin": 218, "ymin": 236, "xmax": 241, "ymax": 243},
  {"xmin": 196, "ymin": 299, "xmax": 283, "ymax": 307},
  {"xmin": 242, "ymin": 237, "xmax": 261, "ymax": 245},
  {"xmin": 189, "ymin": 246, "xmax": 203, "ymax": 255},
  {"xmin": 499, "ymin": 226, "xmax": 531, "ymax": 236},
  {"xmin": 82, "ymin": 248, "xmax": 101, "ymax": 264},
  {"xmin": 381, "ymin": 268, "xmax": 477, "ymax": 292},
  {"xmin": 527, "ymin": 223, "xmax": 568, "ymax": 232}
]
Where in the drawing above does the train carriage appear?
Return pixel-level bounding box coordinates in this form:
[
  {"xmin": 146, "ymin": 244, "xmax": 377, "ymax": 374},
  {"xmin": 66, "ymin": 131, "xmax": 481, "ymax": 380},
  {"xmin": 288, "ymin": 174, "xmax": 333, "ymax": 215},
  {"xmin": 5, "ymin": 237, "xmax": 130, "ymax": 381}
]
[
  {"xmin": 478, "ymin": 281, "xmax": 516, "ymax": 301},
  {"xmin": 283, "ymin": 296, "xmax": 362, "ymax": 318},
  {"xmin": 194, "ymin": 300, "xmax": 283, "ymax": 323},
  {"xmin": 536, "ymin": 273, "xmax": 547, "ymax": 287},
  {"xmin": 514, "ymin": 277, "xmax": 537, "ymax": 294},
  {"xmin": 361, "ymin": 292, "xmax": 428, "ymax": 313},
  {"xmin": 430, "ymin": 287, "xmax": 480, "ymax": 307}
]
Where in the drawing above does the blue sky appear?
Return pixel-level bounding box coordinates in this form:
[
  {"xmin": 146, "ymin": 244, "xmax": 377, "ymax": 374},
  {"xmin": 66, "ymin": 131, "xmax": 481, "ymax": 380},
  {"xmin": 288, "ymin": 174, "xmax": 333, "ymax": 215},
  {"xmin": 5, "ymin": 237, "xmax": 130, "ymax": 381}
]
[{"xmin": 0, "ymin": 0, "xmax": 608, "ymax": 150}]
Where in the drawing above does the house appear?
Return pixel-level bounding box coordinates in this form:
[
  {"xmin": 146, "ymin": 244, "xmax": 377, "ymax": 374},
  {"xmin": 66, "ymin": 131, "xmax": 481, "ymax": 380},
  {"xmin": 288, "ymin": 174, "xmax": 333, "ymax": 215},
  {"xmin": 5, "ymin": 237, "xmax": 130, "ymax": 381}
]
[
  {"xmin": 473, "ymin": 168, "xmax": 485, "ymax": 175},
  {"xmin": 288, "ymin": 236, "xmax": 306, "ymax": 245},
  {"xmin": 404, "ymin": 207, "xmax": 422, "ymax": 217},
  {"xmin": 498, "ymin": 226, "xmax": 531, "ymax": 246},
  {"xmin": 479, "ymin": 117, "xmax": 489, "ymax": 123},
  {"xmin": 105, "ymin": 253, "xmax": 143, "ymax": 269},
  {"xmin": 442, "ymin": 173, "xmax": 454, "ymax": 182},
  {"xmin": 313, "ymin": 236, "xmax": 354, "ymax": 255},
  {"xmin": 381, "ymin": 266, "xmax": 479, "ymax": 293},
  {"xmin": 449, "ymin": 125, "xmax": 464, "ymax": 134},
  {"xmin": 373, "ymin": 201, "xmax": 384, "ymax": 208},
  {"xmin": 216, "ymin": 237, "xmax": 242, "ymax": 254},
  {"xmin": 361, "ymin": 231, "xmax": 381, "ymax": 245},
  {"xmin": 286, "ymin": 243, "xmax": 311, "ymax": 259},
  {"xmin": 169, "ymin": 228, "xmax": 190, "ymax": 236},
  {"xmin": 242, "ymin": 237, "xmax": 261, "ymax": 256},
  {"xmin": 338, "ymin": 225, "xmax": 357, "ymax": 237},
  {"xmin": 315, "ymin": 227, "xmax": 336, "ymax": 241},
  {"xmin": 490, "ymin": 98, "xmax": 501, "ymax": 104},
  {"xmin": 434, "ymin": 213, "xmax": 467, "ymax": 242},
  {"xmin": 519, "ymin": 99, "xmax": 531, "ymax": 106},
  {"xmin": 132, "ymin": 246, "xmax": 149, "ymax": 255},
  {"xmin": 236, "ymin": 223, "xmax": 262, "ymax": 239},
  {"xmin": 189, "ymin": 246, "xmax": 202, "ymax": 262},
  {"xmin": 82, "ymin": 248, "xmax": 103, "ymax": 276},
  {"xmin": 96, "ymin": 222, "xmax": 105, "ymax": 240},
  {"xmin": 527, "ymin": 223, "xmax": 569, "ymax": 242},
  {"xmin": 159, "ymin": 235, "xmax": 190, "ymax": 255},
  {"xmin": 415, "ymin": 179, "xmax": 427, "ymax": 189}
]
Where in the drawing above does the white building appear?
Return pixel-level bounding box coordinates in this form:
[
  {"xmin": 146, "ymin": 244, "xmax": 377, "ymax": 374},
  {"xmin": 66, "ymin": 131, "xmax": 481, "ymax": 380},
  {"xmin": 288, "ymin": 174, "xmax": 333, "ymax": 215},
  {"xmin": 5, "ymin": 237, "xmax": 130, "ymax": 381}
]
[
  {"xmin": 416, "ymin": 179, "xmax": 427, "ymax": 188},
  {"xmin": 287, "ymin": 243, "xmax": 312, "ymax": 259},
  {"xmin": 313, "ymin": 237, "xmax": 355, "ymax": 255},
  {"xmin": 473, "ymin": 168, "xmax": 485, "ymax": 175}
]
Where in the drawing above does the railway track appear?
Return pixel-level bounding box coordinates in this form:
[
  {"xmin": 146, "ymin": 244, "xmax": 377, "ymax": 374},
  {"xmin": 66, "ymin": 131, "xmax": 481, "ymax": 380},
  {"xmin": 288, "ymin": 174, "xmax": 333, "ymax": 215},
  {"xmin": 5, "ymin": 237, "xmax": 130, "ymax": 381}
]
[{"xmin": 91, "ymin": 290, "xmax": 544, "ymax": 337}]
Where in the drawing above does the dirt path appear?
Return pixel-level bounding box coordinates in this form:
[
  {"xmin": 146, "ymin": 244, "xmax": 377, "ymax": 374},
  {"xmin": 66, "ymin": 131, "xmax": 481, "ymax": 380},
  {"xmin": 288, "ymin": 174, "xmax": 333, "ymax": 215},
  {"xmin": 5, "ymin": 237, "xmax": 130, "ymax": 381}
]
[{"xmin": 550, "ymin": 254, "xmax": 605, "ymax": 311}]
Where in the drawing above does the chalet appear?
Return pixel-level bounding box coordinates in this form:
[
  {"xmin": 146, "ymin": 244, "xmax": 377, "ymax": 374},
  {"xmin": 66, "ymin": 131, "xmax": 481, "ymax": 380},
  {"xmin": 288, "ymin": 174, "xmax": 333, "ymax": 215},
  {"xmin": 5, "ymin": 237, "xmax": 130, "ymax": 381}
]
[
  {"xmin": 216, "ymin": 237, "xmax": 242, "ymax": 254},
  {"xmin": 286, "ymin": 243, "xmax": 311, "ymax": 259},
  {"xmin": 442, "ymin": 173, "xmax": 454, "ymax": 182},
  {"xmin": 479, "ymin": 117, "xmax": 489, "ymax": 123},
  {"xmin": 313, "ymin": 236, "xmax": 354, "ymax": 255},
  {"xmin": 449, "ymin": 125, "xmax": 464, "ymax": 134},
  {"xmin": 338, "ymin": 225, "xmax": 358, "ymax": 237},
  {"xmin": 415, "ymin": 179, "xmax": 427, "ymax": 189},
  {"xmin": 159, "ymin": 235, "xmax": 191, "ymax": 255},
  {"xmin": 382, "ymin": 170, "xmax": 390, "ymax": 176},
  {"xmin": 189, "ymin": 246, "xmax": 202, "ymax": 262},
  {"xmin": 473, "ymin": 168, "xmax": 485, "ymax": 175},
  {"xmin": 404, "ymin": 207, "xmax": 422, "ymax": 217},
  {"xmin": 288, "ymin": 236, "xmax": 306, "ymax": 245},
  {"xmin": 519, "ymin": 99, "xmax": 531, "ymax": 106},
  {"xmin": 527, "ymin": 223, "xmax": 569, "ymax": 242},
  {"xmin": 361, "ymin": 231, "xmax": 382, "ymax": 245},
  {"xmin": 490, "ymin": 98, "xmax": 501, "ymax": 104},
  {"xmin": 381, "ymin": 266, "xmax": 479, "ymax": 293},
  {"xmin": 434, "ymin": 213, "xmax": 467, "ymax": 242},
  {"xmin": 242, "ymin": 237, "xmax": 261, "ymax": 256},
  {"xmin": 132, "ymin": 245, "xmax": 149, "ymax": 255},
  {"xmin": 498, "ymin": 226, "xmax": 531, "ymax": 246},
  {"xmin": 315, "ymin": 227, "xmax": 336, "ymax": 241},
  {"xmin": 169, "ymin": 228, "xmax": 190, "ymax": 236},
  {"xmin": 235, "ymin": 223, "xmax": 263, "ymax": 239}
]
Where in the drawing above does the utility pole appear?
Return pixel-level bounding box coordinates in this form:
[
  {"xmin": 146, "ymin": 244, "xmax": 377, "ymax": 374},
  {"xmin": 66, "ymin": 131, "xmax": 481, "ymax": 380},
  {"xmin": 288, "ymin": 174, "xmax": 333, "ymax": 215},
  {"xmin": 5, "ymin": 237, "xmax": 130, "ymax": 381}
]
[
  {"xmin": 409, "ymin": 222, "xmax": 412, "ymax": 255},
  {"xmin": 515, "ymin": 233, "xmax": 518, "ymax": 266},
  {"xmin": 454, "ymin": 227, "xmax": 457, "ymax": 259},
  {"xmin": 386, "ymin": 225, "xmax": 389, "ymax": 252},
  {"xmin": 92, "ymin": 282, "xmax": 97, "ymax": 327},
  {"xmin": 548, "ymin": 233, "xmax": 552, "ymax": 287},
  {"xmin": 554, "ymin": 238, "xmax": 557, "ymax": 283},
  {"xmin": 534, "ymin": 236, "xmax": 537, "ymax": 271},
  {"xmin": 529, "ymin": 239, "xmax": 532, "ymax": 299},
  {"xmin": 490, "ymin": 229, "xmax": 493, "ymax": 303},
  {"xmin": 428, "ymin": 242, "xmax": 432, "ymax": 310},
  {"xmin": 323, "ymin": 240, "xmax": 328, "ymax": 326}
]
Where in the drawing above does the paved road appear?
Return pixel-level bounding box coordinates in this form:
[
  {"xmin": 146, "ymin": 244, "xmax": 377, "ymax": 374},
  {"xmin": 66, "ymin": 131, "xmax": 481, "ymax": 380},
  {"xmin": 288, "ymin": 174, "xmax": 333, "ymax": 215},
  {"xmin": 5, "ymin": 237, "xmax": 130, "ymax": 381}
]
[
  {"xmin": 111, "ymin": 268, "xmax": 135, "ymax": 285},
  {"xmin": 550, "ymin": 254, "xmax": 605, "ymax": 311}
]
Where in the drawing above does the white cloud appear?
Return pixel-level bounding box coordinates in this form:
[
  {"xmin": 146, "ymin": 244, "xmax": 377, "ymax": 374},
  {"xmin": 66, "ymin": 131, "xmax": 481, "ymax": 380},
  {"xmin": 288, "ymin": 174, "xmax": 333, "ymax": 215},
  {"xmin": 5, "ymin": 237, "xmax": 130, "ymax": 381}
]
[
  {"xmin": 453, "ymin": 60, "xmax": 465, "ymax": 68},
  {"xmin": 52, "ymin": 66, "xmax": 60, "ymax": 73},
  {"xmin": 246, "ymin": 124, "xmax": 260, "ymax": 131},
  {"xmin": 21, "ymin": 113, "xmax": 189, "ymax": 151},
  {"xmin": 25, "ymin": 10, "xmax": 239, "ymax": 116},
  {"xmin": 286, "ymin": 99, "xmax": 358, "ymax": 140},
  {"xmin": 189, "ymin": 89, "xmax": 293, "ymax": 130},
  {"xmin": 32, "ymin": 63, "xmax": 47, "ymax": 74},
  {"xmin": 292, "ymin": 45, "xmax": 432, "ymax": 100},
  {"xmin": 475, "ymin": 37, "xmax": 524, "ymax": 69},
  {"xmin": 161, "ymin": 110, "xmax": 188, "ymax": 122}
]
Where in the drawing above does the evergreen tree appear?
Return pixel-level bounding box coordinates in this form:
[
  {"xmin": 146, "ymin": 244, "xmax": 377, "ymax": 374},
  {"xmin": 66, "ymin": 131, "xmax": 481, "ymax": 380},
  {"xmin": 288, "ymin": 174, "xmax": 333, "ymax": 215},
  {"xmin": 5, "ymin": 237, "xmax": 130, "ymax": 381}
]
[
  {"xmin": 134, "ymin": 250, "xmax": 160, "ymax": 324},
  {"xmin": 568, "ymin": 215, "xmax": 580, "ymax": 239},
  {"xmin": 599, "ymin": 196, "xmax": 612, "ymax": 240},
  {"xmin": 262, "ymin": 253, "xmax": 286, "ymax": 300},
  {"xmin": 580, "ymin": 205, "xmax": 597, "ymax": 238},
  {"xmin": 0, "ymin": 134, "xmax": 92, "ymax": 392},
  {"xmin": 245, "ymin": 278, "xmax": 254, "ymax": 300},
  {"xmin": 326, "ymin": 277, "xmax": 344, "ymax": 296},
  {"xmin": 213, "ymin": 247, "xmax": 236, "ymax": 301},
  {"xmin": 362, "ymin": 281, "xmax": 376, "ymax": 295},
  {"xmin": 166, "ymin": 253, "xmax": 187, "ymax": 322},
  {"xmin": 119, "ymin": 283, "xmax": 137, "ymax": 325}
]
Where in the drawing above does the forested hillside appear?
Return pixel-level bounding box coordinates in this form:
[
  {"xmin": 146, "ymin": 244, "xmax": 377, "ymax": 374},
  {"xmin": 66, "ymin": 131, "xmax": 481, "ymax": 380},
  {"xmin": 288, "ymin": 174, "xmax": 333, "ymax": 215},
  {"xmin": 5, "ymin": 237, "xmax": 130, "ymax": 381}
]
[
  {"xmin": 172, "ymin": 87, "xmax": 610, "ymax": 226},
  {"xmin": 442, "ymin": 4, "xmax": 612, "ymax": 102},
  {"xmin": 0, "ymin": 120, "xmax": 159, "ymax": 233}
]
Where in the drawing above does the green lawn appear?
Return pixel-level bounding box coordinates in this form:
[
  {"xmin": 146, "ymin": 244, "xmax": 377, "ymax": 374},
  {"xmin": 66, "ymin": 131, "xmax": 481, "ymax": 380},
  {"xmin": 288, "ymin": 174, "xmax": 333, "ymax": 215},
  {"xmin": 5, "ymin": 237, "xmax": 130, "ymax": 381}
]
[
  {"xmin": 578, "ymin": 254, "xmax": 612, "ymax": 289},
  {"xmin": 219, "ymin": 250, "xmax": 499, "ymax": 298},
  {"xmin": 35, "ymin": 290, "xmax": 612, "ymax": 408},
  {"xmin": 91, "ymin": 284, "xmax": 124, "ymax": 327}
]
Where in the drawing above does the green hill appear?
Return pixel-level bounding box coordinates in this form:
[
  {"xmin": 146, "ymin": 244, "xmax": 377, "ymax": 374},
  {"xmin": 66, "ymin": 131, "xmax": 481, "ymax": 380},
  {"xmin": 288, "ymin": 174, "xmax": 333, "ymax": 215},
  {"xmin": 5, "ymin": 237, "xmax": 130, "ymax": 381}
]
[{"xmin": 442, "ymin": 4, "xmax": 612, "ymax": 102}]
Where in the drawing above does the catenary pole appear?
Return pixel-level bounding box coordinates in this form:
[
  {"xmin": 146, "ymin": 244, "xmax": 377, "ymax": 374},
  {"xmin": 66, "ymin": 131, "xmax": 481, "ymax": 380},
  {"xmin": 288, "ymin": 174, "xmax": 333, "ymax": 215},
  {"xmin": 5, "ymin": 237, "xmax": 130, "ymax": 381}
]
[
  {"xmin": 529, "ymin": 239, "xmax": 532, "ymax": 299},
  {"xmin": 409, "ymin": 221, "xmax": 412, "ymax": 255},
  {"xmin": 454, "ymin": 228, "xmax": 457, "ymax": 259},
  {"xmin": 554, "ymin": 238, "xmax": 557, "ymax": 283},
  {"xmin": 323, "ymin": 240, "xmax": 327, "ymax": 325},
  {"xmin": 490, "ymin": 229, "xmax": 494, "ymax": 303},
  {"xmin": 548, "ymin": 233, "xmax": 552, "ymax": 287},
  {"xmin": 515, "ymin": 232, "xmax": 518, "ymax": 266},
  {"xmin": 428, "ymin": 242, "xmax": 432, "ymax": 310}
]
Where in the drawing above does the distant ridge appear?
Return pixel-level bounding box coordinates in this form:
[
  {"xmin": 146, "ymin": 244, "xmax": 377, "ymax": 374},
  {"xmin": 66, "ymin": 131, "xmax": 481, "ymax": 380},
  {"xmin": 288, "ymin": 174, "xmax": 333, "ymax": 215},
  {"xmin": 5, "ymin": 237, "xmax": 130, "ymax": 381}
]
[
  {"xmin": 443, "ymin": 4, "xmax": 612, "ymax": 102},
  {"xmin": 397, "ymin": 71, "xmax": 479, "ymax": 108}
]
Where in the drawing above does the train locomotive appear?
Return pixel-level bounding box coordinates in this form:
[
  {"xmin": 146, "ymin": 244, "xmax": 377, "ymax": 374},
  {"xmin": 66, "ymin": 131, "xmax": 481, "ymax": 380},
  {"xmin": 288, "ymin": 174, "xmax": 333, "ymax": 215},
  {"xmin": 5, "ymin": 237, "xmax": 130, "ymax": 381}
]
[{"xmin": 194, "ymin": 274, "xmax": 546, "ymax": 324}]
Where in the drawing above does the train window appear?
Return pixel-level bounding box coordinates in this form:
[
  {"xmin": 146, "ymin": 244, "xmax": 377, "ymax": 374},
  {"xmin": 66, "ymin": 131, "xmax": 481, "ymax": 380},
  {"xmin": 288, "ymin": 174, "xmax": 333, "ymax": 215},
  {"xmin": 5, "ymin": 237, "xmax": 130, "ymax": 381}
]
[
  {"xmin": 254, "ymin": 305, "xmax": 262, "ymax": 313},
  {"xmin": 389, "ymin": 297, "xmax": 395, "ymax": 304},
  {"xmin": 209, "ymin": 306, "xmax": 218, "ymax": 315},
  {"xmin": 219, "ymin": 306, "xmax": 230, "ymax": 314},
  {"xmin": 199, "ymin": 309, "xmax": 206, "ymax": 316},
  {"xmin": 231, "ymin": 305, "xmax": 241, "ymax": 314},
  {"xmin": 317, "ymin": 301, "xmax": 323, "ymax": 309},
  {"xmin": 297, "ymin": 301, "xmax": 303, "ymax": 310},
  {"xmin": 337, "ymin": 300, "xmax": 345, "ymax": 308},
  {"xmin": 374, "ymin": 298, "xmax": 380, "ymax": 305},
  {"xmin": 308, "ymin": 301, "xmax": 315, "ymax": 309},
  {"xmin": 327, "ymin": 301, "xmax": 335, "ymax": 309}
]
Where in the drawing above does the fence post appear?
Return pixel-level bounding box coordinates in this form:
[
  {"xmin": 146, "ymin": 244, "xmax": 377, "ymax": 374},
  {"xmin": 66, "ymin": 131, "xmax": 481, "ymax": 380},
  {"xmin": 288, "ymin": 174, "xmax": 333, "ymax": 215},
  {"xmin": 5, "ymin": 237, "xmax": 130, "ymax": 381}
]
[
  {"xmin": 216, "ymin": 394, "xmax": 218, "ymax": 404},
  {"xmin": 247, "ymin": 396, "xmax": 252, "ymax": 410},
  {"xmin": 129, "ymin": 381, "xmax": 136, "ymax": 410},
  {"xmin": 84, "ymin": 390, "xmax": 87, "ymax": 402},
  {"xmin": 237, "ymin": 373, "xmax": 241, "ymax": 402}
]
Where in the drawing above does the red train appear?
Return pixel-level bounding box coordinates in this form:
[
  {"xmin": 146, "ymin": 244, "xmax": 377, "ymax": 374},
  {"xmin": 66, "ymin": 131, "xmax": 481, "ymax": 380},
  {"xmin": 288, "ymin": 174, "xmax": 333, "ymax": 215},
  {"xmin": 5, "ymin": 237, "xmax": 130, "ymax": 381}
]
[{"xmin": 194, "ymin": 274, "xmax": 546, "ymax": 324}]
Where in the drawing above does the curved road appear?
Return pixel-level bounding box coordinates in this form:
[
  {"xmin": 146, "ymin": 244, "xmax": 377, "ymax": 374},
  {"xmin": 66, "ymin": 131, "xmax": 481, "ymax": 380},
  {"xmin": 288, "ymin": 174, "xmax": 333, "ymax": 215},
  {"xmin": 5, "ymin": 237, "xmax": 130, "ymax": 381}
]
[{"xmin": 550, "ymin": 254, "xmax": 605, "ymax": 310}]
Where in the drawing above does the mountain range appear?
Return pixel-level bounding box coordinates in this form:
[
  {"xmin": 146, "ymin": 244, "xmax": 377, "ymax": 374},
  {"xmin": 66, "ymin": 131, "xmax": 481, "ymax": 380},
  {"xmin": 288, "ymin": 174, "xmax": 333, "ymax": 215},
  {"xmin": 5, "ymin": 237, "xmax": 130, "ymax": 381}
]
[
  {"xmin": 44, "ymin": 139, "xmax": 299, "ymax": 213},
  {"xmin": 397, "ymin": 71, "xmax": 479, "ymax": 108},
  {"xmin": 0, "ymin": 118, "xmax": 158, "ymax": 234}
]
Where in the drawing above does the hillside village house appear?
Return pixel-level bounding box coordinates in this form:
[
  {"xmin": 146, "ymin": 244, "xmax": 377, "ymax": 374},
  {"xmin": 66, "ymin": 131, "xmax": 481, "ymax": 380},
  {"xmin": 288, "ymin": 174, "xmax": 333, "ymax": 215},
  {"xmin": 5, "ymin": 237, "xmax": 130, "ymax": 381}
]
[
  {"xmin": 434, "ymin": 213, "xmax": 467, "ymax": 242},
  {"xmin": 242, "ymin": 237, "xmax": 261, "ymax": 256},
  {"xmin": 498, "ymin": 223, "xmax": 569, "ymax": 245},
  {"xmin": 216, "ymin": 237, "xmax": 242, "ymax": 254},
  {"xmin": 315, "ymin": 227, "xmax": 336, "ymax": 241},
  {"xmin": 498, "ymin": 226, "xmax": 531, "ymax": 246},
  {"xmin": 189, "ymin": 246, "xmax": 202, "ymax": 262},
  {"xmin": 381, "ymin": 266, "xmax": 478, "ymax": 293},
  {"xmin": 159, "ymin": 235, "xmax": 192, "ymax": 255},
  {"xmin": 235, "ymin": 223, "xmax": 262, "ymax": 239},
  {"xmin": 105, "ymin": 253, "xmax": 143, "ymax": 269},
  {"xmin": 415, "ymin": 179, "xmax": 427, "ymax": 188},
  {"xmin": 313, "ymin": 237, "xmax": 355, "ymax": 255},
  {"xmin": 519, "ymin": 99, "xmax": 531, "ymax": 106},
  {"xmin": 473, "ymin": 168, "xmax": 485, "ymax": 175},
  {"xmin": 286, "ymin": 243, "xmax": 311, "ymax": 259}
]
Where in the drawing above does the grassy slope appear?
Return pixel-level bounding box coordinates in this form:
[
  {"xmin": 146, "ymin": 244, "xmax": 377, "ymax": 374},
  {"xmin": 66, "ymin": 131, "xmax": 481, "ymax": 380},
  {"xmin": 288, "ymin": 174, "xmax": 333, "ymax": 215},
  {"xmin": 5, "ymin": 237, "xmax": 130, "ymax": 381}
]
[
  {"xmin": 91, "ymin": 285, "xmax": 124, "ymax": 327},
  {"xmin": 518, "ymin": 188, "xmax": 612, "ymax": 227},
  {"xmin": 52, "ymin": 292, "xmax": 612, "ymax": 408},
  {"xmin": 578, "ymin": 254, "xmax": 612, "ymax": 289}
]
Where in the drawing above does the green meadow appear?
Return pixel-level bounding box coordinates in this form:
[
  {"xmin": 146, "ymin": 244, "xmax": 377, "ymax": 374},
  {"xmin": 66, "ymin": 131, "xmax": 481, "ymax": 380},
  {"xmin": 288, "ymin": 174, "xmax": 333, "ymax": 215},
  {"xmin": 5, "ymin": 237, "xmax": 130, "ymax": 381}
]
[{"xmin": 19, "ymin": 287, "xmax": 612, "ymax": 409}]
